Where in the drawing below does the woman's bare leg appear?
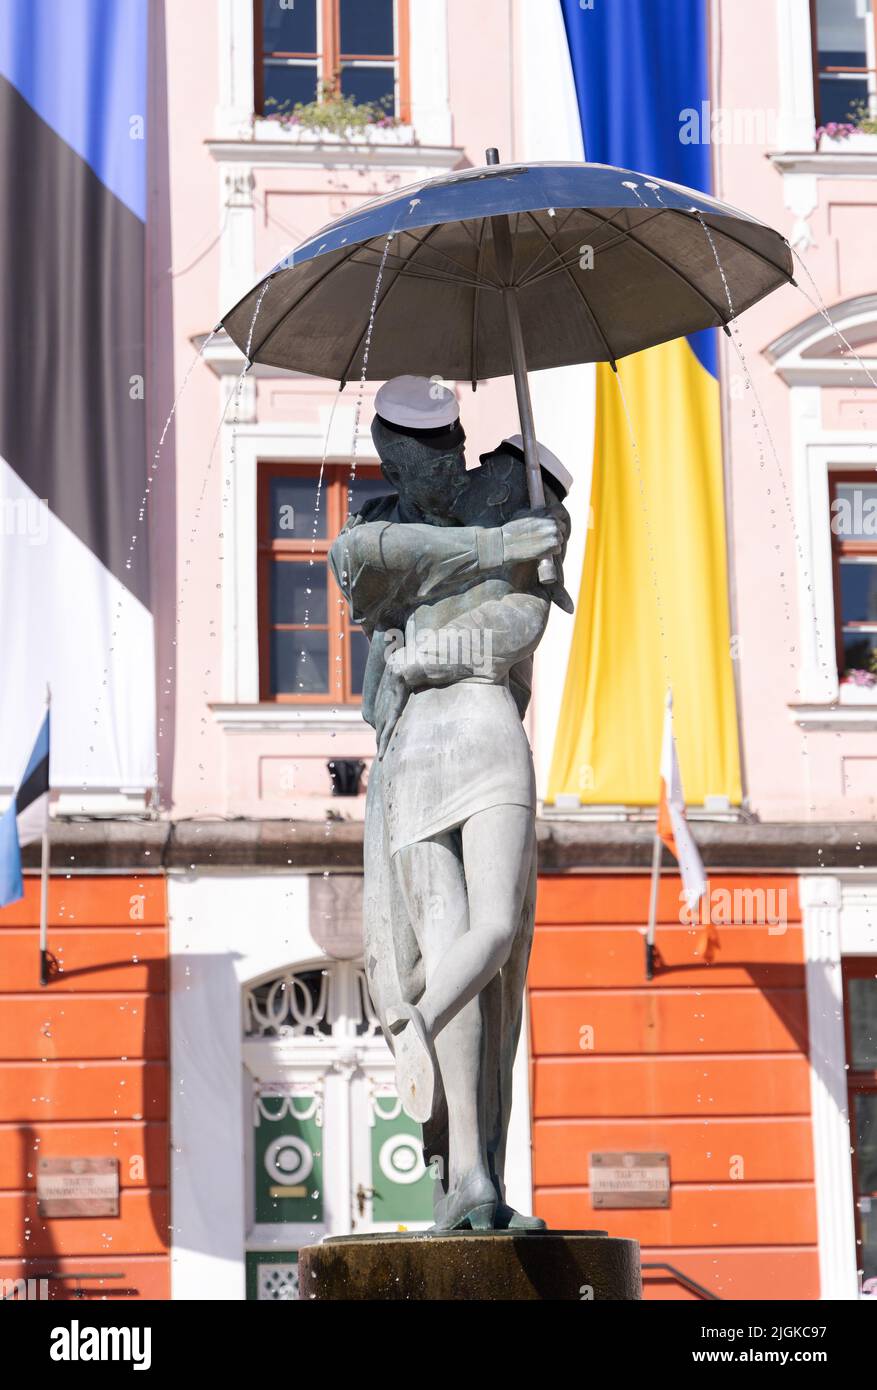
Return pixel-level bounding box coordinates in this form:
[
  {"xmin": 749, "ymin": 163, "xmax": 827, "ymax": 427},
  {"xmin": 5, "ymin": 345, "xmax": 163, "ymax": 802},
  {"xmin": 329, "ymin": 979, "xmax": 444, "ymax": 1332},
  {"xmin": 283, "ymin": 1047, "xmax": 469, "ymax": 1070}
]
[
  {"xmin": 392, "ymin": 833, "xmax": 486, "ymax": 1191},
  {"xmin": 404, "ymin": 804, "xmax": 534, "ymax": 1041}
]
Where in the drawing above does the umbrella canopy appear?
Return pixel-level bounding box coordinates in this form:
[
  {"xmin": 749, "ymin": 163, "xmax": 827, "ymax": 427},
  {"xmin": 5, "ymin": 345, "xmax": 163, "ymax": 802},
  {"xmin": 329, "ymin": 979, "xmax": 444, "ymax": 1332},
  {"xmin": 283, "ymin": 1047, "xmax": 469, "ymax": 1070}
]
[{"xmin": 222, "ymin": 158, "xmax": 793, "ymax": 383}]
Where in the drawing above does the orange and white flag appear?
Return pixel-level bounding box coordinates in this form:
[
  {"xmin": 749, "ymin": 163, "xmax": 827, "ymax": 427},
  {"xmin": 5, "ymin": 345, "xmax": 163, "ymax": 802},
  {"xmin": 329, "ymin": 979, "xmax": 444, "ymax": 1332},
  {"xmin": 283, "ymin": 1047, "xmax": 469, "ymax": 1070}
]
[{"xmin": 657, "ymin": 692, "xmax": 707, "ymax": 913}]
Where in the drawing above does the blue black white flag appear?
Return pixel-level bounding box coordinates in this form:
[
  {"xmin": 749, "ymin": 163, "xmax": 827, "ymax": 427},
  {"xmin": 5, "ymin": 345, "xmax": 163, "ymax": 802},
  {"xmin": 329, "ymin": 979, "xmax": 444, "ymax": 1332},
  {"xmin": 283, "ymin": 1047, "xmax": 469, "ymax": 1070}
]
[{"xmin": 0, "ymin": 707, "xmax": 50, "ymax": 907}]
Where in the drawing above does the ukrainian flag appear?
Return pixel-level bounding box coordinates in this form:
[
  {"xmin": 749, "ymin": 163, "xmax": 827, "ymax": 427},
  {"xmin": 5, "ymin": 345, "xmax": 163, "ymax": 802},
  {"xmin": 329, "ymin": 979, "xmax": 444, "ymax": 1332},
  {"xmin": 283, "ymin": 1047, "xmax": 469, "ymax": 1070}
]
[{"xmin": 548, "ymin": 0, "xmax": 742, "ymax": 806}]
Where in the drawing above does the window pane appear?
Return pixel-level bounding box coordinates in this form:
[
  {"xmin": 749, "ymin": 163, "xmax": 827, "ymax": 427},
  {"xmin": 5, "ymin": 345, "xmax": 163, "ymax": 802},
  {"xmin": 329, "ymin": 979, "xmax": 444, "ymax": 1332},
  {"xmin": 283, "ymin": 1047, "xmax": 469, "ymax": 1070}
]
[
  {"xmin": 842, "ymin": 629, "xmax": 877, "ymax": 671},
  {"xmin": 855, "ymin": 1093, "xmax": 877, "ymax": 1194},
  {"xmin": 271, "ymin": 561, "xmax": 327, "ymax": 625},
  {"xmin": 816, "ymin": 0, "xmax": 869, "ymax": 67},
  {"xmin": 832, "ymin": 483, "xmax": 877, "ymax": 541},
  {"xmin": 349, "ymin": 628, "xmax": 370, "ymax": 695},
  {"xmin": 263, "ymin": 0, "xmax": 317, "ymax": 54},
  {"xmin": 859, "ymin": 1201, "xmax": 877, "ymax": 1286},
  {"xmin": 270, "ymin": 475, "xmax": 327, "ymax": 540},
  {"xmin": 340, "ymin": 63, "xmax": 396, "ymax": 113},
  {"xmin": 839, "ymin": 559, "xmax": 877, "ymax": 625},
  {"xmin": 263, "ymin": 61, "xmax": 319, "ymax": 113},
  {"xmin": 271, "ymin": 629, "xmax": 329, "ymax": 694},
  {"xmin": 818, "ymin": 74, "xmax": 870, "ymax": 123},
  {"xmin": 340, "ymin": 0, "xmax": 395, "ymax": 55},
  {"xmin": 849, "ymin": 977, "xmax": 877, "ymax": 1069},
  {"xmin": 346, "ymin": 474, "xmax": 397, "ymax": 516}
]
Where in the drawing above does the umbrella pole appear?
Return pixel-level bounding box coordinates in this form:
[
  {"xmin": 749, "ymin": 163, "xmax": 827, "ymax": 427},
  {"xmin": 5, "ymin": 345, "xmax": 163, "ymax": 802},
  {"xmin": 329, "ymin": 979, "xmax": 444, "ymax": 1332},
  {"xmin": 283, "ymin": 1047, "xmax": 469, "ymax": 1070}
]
[
  {"xmin": 486, "ymin": 150, "xmax": 557, "ymax": 584},
  {"xmin": 496, "ymin": 239, "xmax": 558, "ymax": 586}
]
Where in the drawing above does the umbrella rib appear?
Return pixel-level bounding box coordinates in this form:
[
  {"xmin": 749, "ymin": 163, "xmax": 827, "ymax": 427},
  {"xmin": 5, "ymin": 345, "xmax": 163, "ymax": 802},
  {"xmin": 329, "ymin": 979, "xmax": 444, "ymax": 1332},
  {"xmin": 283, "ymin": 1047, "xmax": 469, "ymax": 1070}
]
[
  {"xmin": 248, "ymin": 240, "xmax": 368, "ymax": 362},
  {"xmin": 513, "ymin": 206, "xmax": 580, "ymax": 284},
  {"xmin": 398, "ymin": 226, "xmax": 498, "ymax": 283},
  {"xmin": 519, "ymin": 209, "xmax": 670, "ymax": 289},
  {"xmin": 521, "ymin": 208, "xmax": 727, "ymax": 327},
  {"xmin": 352, "ymin": 232, "xmax": 492, "ymax": 286},
  {"xmin": 522, "ymin": 210, "xmax": 618, "ymax": 366},
  {"xmin": 347, "ymin": 251, "xmax": 490, "ymax": 291},
  {"xmin": 678, "ymin": 210, "xmax": 795, "ymax": 284},
  {"xmin": 584, "ymin": 209, "xmax": 729, "ymax": 325},
  {"xmin": 337, "ymin": 222, "xmax": 445, "ymax": 384}
]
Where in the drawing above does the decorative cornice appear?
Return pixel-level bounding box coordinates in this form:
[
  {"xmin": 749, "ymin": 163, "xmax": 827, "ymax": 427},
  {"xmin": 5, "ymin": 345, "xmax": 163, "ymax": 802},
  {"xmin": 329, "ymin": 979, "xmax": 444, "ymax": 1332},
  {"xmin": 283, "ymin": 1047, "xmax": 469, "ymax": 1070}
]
[
  {"xmin": 20, "ymin": 818, "xmax": 877, "ymax": 873},
  {"xmin": 210, "ymin": 702, "xmax": 370, "ymax": 734},
  {"xmin": 769, "ymin": 148, "xmax": 877, "ymax": 178},
  {"xmin": 790, "ymin": 703, "xmax": 877, "ymax": 731},
  {"xmin": 205, "ymin": 134, "xmax": 465, "ymax": 173}
]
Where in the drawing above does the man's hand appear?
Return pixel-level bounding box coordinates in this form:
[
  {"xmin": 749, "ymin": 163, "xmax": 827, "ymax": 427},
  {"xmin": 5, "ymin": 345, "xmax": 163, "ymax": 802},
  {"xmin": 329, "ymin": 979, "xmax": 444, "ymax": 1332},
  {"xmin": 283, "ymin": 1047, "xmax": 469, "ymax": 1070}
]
[
  {"xmin": 375, "ymin": 666, "xmax": 409, "ymax": 759},
  {"xmin": 500, "ymin": 516, "xmax": 562, "ymax": 564}
]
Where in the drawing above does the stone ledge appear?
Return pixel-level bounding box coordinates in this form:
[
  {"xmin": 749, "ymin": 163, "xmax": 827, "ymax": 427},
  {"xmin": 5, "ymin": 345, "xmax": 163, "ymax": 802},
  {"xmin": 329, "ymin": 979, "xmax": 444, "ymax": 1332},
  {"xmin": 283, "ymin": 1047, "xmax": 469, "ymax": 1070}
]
[{"xmin": 20, "ymin": 817, "xmax": 877, "ymax": 873}]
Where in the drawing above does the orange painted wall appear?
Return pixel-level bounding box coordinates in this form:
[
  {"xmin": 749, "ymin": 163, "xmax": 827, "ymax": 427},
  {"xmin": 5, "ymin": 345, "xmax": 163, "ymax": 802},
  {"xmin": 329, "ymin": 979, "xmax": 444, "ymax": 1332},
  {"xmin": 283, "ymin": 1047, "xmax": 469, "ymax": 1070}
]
[
  {"xmin": 0, "ymin": 876, "xmax": 169, "ymax": 1300},
  {"xmin": 529, "ymin": 873, "xmax": 819, "ymax": 1301}
]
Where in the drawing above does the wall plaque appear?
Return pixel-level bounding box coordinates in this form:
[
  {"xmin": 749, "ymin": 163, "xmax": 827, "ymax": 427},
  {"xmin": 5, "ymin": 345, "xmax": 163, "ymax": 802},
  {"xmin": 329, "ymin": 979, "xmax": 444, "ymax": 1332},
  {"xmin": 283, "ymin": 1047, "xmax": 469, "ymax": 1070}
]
[
  {"xmin": 590, "ymin": 1151, "xmax": 670, "ymax": 1209},
  {"xmin": 37, "ymin": 1158, "xmax": 119, "ymax": 1217}
]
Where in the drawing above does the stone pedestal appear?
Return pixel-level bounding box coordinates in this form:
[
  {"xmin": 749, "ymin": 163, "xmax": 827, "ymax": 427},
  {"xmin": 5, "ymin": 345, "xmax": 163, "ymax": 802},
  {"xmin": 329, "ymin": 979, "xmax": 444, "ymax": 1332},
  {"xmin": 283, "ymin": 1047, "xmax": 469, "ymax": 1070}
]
[{"xmin": 299, "ymin": 1231, "xmax": 641, "ymax": 1301}]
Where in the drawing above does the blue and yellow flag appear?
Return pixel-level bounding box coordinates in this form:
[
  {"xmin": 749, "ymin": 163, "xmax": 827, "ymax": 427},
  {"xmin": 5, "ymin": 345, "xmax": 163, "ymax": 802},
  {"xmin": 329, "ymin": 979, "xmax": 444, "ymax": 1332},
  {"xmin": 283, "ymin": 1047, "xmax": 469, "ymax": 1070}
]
[{"xmin": 548, "ymin": 0, "xmax": 741, "ymax": 806}]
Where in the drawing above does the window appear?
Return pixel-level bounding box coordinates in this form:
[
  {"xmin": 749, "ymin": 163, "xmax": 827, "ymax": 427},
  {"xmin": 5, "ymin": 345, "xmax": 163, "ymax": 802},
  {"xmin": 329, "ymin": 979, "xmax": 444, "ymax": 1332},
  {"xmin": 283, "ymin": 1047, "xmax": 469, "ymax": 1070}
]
[
  {"xmin": 829, "ymin": 471, "xmax": 877, "ymax": 683},
  {"xmin": 257, "ymin": 463, "xmax": 392, "ymax": 703},
  {"xmin": 811, "ymin": 0, "xmax": 877, "ymax": 126},
  {"xmin": 254, "ymin": 0, "xmax": 410, "ymax": 121},
  {"xmin": 843, "ymin": 960, "xmax": 877, "ymax": 1290}
]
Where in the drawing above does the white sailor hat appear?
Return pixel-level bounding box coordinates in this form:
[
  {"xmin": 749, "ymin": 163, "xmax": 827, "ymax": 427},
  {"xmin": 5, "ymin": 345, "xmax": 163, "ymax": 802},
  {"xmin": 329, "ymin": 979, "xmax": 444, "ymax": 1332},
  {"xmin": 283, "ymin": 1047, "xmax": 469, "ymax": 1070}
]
[
  {"xmin": 374, "ymin": 375, "xmax": 459, "ymax": 431},
  {"xmin": 502, "ymin": 434, "xmax": 573, "ymax": 496}
]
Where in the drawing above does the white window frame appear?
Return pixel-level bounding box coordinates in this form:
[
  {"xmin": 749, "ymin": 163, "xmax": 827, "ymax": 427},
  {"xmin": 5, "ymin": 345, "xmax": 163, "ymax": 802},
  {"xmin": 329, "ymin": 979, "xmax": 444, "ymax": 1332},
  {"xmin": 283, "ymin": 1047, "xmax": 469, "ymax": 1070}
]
[
  {"xmin": 216, "ymin": 414, "xmax": 377, "ymax": 725},
  {"xmin": 216, "ymin": 0, "xmax": 451, "ymax": 146},
  {"xmin": 764, "ymin": 295, "xmax": 877, "ymax": 724},
  {"xmin": 802, "ymin": 874, "xmax": 877, "ymax": 1299},
  {"xmin": 769, "ymin": 0, "xmax": 877, "ymax": 251}
]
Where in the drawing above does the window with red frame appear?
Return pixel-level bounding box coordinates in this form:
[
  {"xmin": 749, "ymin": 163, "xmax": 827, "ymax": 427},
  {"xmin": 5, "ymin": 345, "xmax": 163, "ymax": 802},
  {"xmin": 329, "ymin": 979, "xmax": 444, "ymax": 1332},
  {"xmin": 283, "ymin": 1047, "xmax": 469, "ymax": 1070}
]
[
  {"xmin": 829, "ymin": 471, "xmax": 877, "ymax": 684},
  {"xmin": 257, "ymin": 463, "xmax": 392, "ymax": 703},
  {"xmin": 842, "ymin": 959, "xmax": 877, "ymax": 1288},
  {"xmin": 254, "ymin": 0, "xmax": 410, "ymax": 121},
  {"xmin": 811, "ymin": 0, "xmax": 877, "ymax": 127}
]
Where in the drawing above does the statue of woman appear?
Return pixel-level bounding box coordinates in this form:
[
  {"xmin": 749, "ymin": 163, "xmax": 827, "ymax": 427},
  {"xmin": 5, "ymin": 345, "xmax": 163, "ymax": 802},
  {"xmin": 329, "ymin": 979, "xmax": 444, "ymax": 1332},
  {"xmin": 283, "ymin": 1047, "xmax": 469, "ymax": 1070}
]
[{"xmin": 330, "ymin": 376, "xmax": 572, "ymax": 1231}]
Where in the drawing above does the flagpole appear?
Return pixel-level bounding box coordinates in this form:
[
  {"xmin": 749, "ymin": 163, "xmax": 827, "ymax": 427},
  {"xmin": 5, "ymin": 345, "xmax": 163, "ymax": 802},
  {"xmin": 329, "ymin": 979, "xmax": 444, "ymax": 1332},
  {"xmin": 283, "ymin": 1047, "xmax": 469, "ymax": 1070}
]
[
  {"xmin": 39, "ymin": 685, "xmax": 50, "ymax": 988},
  {"xmin": 645, "ymin": 827, "xmax": 661, "ymax": 982}
]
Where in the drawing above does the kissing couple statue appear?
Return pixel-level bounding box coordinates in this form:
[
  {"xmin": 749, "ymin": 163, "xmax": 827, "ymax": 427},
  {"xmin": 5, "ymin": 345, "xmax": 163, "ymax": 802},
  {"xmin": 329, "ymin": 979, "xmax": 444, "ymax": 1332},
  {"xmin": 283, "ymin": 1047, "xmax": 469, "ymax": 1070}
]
[{"xmin": 330, "ymin": 374, "xmax": 573, "ymax": 1232}]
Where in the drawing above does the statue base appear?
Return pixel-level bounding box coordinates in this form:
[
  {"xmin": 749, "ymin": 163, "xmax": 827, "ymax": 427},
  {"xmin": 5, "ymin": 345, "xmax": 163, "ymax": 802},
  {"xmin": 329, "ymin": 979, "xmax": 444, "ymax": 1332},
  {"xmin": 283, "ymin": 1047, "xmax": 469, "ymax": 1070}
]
[{"xmin": 298, "ymin": 1230, "xmax": 641, "ymax": 1301}]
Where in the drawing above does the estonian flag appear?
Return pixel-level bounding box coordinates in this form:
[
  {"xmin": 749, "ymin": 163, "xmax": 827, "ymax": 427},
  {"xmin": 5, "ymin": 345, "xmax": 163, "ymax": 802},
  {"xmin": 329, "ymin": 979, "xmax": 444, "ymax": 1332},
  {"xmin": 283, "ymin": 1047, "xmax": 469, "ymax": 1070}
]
[{"xmin": 0, "ymin": 708, "xmax": 50, "ymax": 908}]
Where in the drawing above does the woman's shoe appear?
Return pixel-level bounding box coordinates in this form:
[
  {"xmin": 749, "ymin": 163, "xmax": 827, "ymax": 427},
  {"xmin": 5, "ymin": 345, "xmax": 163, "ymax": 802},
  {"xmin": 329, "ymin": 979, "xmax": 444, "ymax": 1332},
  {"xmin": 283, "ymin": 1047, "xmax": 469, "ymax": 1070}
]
[
  {"xmin": 385, "ymin": 1002, "xmax": 436, "ymax": 1123},
  {"xmin": 432, "ymin": 1174, "xmax": 498, "ymax": 1232}
]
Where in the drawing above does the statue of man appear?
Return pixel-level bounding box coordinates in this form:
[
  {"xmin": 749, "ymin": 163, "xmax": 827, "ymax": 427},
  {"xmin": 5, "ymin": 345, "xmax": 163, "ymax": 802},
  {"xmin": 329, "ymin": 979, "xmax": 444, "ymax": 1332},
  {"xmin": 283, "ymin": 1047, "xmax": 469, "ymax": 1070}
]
[{"xmin": 330, "ymin": 375, "xmax": 572, "ymax": 1232}]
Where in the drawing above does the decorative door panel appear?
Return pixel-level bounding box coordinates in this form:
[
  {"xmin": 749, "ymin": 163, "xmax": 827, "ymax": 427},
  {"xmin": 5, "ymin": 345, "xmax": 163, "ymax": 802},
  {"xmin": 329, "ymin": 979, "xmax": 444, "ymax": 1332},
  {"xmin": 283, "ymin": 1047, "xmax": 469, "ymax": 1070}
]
[
  {"xmin": 253, "ymin": 1090, "xmax": 323, "ymax": 1226},
  {"xmin": 367, "ymin": 1089, "xmax": 435, "ymax": 1227}
]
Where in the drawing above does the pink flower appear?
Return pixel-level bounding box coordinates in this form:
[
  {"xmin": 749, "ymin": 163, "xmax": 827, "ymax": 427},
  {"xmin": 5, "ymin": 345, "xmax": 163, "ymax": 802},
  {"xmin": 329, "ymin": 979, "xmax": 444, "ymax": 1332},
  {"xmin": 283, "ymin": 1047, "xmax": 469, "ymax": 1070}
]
[{"xmin": 816, "ymin": 122, "xmax": 857, "ymax": 141}]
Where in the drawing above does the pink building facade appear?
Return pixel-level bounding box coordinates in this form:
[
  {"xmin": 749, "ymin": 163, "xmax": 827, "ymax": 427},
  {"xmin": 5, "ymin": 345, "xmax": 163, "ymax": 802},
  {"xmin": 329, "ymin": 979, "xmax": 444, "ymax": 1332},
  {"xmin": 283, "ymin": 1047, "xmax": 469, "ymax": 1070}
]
[
  {"xmin": 6, "ymin": 0, "xmax": 873, "ymax": 1302},
  {"xmin": 156, "ymin": 0, "xmax": 877, "ymax": 1301}
]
